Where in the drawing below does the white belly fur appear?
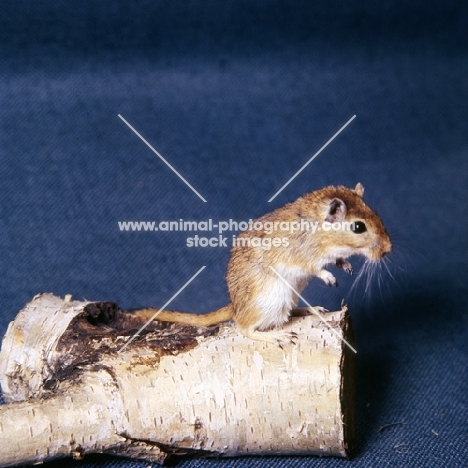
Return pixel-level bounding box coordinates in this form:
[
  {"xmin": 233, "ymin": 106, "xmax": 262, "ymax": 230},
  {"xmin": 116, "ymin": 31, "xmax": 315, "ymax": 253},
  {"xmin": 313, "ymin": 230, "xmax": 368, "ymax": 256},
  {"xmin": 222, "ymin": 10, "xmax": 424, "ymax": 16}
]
[{"xmin": 254, "ymin": 264, "xmax": 309, "ymax": 330}]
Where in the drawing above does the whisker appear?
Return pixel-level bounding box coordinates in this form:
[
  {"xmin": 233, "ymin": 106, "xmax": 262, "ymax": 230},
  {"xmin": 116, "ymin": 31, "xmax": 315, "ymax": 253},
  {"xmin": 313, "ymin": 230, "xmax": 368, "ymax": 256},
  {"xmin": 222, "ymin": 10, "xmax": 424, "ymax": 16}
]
[
  {"xmin": 382, "ymin": 257, "xmax": 395, "ymax": 282},
  {"xmin": 347, "ymin": 261, "xmax": 365, "ymax": 297},
  {"xmin": 364, "ymin": 261, "xmax": 372, "ymax": 294}
]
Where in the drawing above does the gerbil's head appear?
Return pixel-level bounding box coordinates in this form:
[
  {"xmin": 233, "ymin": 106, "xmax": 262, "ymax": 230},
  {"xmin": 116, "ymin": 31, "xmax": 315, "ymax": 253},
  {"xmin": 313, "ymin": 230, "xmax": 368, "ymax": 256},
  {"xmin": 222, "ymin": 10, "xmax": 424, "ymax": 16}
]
[{"xmin": 315, "ymin": 183, "xmax": 392, "ymax": 262}]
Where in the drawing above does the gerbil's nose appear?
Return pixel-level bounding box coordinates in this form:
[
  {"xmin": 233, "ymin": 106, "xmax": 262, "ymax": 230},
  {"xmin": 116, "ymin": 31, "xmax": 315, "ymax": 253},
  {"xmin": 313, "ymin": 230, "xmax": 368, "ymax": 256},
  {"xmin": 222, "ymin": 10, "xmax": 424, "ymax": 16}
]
[{"xmin": 382, "ymin": 238, "xmax": 392, "ymax": 256}]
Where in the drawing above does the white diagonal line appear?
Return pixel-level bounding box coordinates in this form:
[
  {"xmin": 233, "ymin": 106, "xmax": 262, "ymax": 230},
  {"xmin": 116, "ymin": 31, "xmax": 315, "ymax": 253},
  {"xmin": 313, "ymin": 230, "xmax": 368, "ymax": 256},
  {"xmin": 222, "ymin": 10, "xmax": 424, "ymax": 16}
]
[
  {"xmin": 269, "ymin": 266, "xmax": 357, "ymax": 353},
  {"xmin": 268, "ymin": 115, "xmax": 356, "ymax": 202},
  {"xmin": 118, "ymin": 266, "xmax": 206, "ymax": 353},
  {"xmin": 118, "ymin": 114, "xmax": 207, "ymax": 202}
]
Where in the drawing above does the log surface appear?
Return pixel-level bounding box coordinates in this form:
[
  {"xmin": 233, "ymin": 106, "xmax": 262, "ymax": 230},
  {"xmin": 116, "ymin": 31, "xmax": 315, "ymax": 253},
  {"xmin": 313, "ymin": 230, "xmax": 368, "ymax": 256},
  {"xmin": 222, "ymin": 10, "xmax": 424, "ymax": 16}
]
[{"xmin": 0, "ymin": 294, "xmax": 354, "ymax": 466}]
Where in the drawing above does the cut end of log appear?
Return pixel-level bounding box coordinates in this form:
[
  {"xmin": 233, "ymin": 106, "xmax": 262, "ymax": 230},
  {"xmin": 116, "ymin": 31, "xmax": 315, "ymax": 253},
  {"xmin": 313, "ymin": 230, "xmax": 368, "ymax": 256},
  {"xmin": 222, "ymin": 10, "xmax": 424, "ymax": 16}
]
[{"xmin": 340, "ymin": 310, "xmax": 356, "ymax": 458}]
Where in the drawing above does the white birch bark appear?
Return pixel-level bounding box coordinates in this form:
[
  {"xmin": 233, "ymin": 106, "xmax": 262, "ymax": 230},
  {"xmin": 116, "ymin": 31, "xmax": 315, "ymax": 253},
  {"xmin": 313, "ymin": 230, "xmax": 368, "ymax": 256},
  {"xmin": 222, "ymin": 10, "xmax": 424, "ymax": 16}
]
[{"xmin": 0, "ymin": 294, "xmax": 354, "ymax": 467}]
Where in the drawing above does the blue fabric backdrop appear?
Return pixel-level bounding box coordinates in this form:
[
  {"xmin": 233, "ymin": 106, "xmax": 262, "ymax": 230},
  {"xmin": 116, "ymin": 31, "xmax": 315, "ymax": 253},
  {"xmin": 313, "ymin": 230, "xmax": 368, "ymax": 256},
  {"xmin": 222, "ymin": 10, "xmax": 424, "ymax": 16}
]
[{"xmin": 1, "ymin": 1, "xmax": 467, "ymax": 467}]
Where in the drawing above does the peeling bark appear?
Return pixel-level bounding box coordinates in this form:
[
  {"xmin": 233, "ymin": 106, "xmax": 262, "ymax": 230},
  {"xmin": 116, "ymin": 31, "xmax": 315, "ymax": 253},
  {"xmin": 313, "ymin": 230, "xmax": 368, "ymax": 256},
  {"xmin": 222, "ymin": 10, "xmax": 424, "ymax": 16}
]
[{"xmin": 0, "ymin": 293, "xmax": 355, "ymax": 466}]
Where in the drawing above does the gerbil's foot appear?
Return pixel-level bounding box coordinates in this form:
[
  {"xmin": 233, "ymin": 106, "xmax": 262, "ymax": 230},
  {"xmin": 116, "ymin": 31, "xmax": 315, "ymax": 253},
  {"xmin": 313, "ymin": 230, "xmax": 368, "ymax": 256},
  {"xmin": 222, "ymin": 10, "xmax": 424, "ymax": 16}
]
[
  {"xmin": 340, "ymin": 299, "xmax": 348, "ymax": 312},
  {"xmin": 317, "ymin": 269, "xmax": 338, "ymax": 287},
  {"xmin": 336, "ymin": 258, "xmax": 353, "ymax": 275},
  {"xmin": 308, "ymin": 306, "xmax": 329, "ymax": 315},
  {"xmin": 243, "ymin": 328, "xmax": 297, "ymax": 347}
]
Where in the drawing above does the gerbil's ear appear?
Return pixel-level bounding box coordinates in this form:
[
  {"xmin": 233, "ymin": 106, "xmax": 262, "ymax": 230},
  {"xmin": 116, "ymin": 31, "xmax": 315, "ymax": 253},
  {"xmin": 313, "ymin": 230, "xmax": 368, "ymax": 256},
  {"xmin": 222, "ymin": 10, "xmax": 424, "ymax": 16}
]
[
  {"xmin": 325, "ymin": 198, "xmax": 347, "ymax": 223},
  {"xmin": 354, "ymin": 183, "xmax": 364, "ymax": 197}
]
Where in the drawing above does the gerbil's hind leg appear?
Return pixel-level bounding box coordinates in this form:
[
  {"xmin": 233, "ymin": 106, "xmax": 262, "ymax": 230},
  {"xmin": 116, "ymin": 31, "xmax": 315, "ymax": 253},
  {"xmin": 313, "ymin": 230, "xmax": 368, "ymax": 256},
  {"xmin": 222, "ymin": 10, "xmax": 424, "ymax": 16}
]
[
  {"xmin": 242, "ymin": 327, "xmax": 297, "ymax": 347},
  {"xmin": 317, "ymin": 269, "xmax": 338, "ymax": 287},
  {"xmin": 336, "ymin": 258, "xmax": 353, "ymax": 275}
]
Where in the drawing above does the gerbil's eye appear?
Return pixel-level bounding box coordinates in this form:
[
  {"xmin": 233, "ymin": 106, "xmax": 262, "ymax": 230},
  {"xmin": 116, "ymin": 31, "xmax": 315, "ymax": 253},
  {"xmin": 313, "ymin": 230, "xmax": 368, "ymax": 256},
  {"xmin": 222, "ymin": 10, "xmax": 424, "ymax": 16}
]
[{"xmin": 351, "ymin": 221, "xmax": 367, "ymax": 234}]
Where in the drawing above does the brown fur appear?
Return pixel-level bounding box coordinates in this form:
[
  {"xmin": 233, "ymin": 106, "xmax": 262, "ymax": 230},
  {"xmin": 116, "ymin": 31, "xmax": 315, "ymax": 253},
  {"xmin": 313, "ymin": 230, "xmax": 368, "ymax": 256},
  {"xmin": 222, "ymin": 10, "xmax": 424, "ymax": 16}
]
[{"xmin": 138, "ymin": 184, "xmax": 391, "ymax": 343}]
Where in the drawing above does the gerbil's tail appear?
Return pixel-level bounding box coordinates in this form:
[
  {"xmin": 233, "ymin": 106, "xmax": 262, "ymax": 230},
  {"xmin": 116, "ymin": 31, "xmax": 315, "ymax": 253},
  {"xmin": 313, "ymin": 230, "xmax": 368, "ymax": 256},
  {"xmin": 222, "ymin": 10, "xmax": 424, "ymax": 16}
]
[{"xmin": 133, "ymin": 304, "xmax": 234, "ymax": 327}]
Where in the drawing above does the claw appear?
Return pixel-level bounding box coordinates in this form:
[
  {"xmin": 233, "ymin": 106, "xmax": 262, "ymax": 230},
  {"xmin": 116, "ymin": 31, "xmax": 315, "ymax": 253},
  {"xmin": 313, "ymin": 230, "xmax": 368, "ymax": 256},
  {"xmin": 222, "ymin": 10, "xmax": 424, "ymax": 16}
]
[
  {"xmin": 336, "ymin": 258, "xmax": 353, "ymax": 275},
  {"xmin": 244, "ymin": 329, "xmax": 297, "ymax": 347}
]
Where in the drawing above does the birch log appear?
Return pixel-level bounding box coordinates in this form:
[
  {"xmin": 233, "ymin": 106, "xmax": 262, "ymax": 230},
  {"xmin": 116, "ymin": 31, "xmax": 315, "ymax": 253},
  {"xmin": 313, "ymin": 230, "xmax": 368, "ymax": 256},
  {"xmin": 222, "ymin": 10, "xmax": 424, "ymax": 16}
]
[{"xmin": 0, "ymin": 293, "xmax": 355, "ymax": 467}]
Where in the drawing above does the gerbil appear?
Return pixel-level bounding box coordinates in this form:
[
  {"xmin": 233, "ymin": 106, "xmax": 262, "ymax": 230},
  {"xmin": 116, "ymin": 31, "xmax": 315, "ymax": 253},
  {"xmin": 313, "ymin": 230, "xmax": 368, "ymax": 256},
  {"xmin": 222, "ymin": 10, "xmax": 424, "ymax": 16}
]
[{"xmin": 137, "ymin": 183, "xmax": 391, "ymax": 344}]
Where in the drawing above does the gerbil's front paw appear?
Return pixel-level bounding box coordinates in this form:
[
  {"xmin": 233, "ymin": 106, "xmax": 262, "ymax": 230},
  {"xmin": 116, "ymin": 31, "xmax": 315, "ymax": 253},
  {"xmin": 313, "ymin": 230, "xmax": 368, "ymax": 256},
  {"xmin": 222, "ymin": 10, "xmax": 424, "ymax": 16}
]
[
  {"xmin": 317, "ymin": 269, "xmax": 338, "ymax": 287},
  {"xmin": 336, "ymin": 258, "xmax": 353, "ymax": 275}
]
